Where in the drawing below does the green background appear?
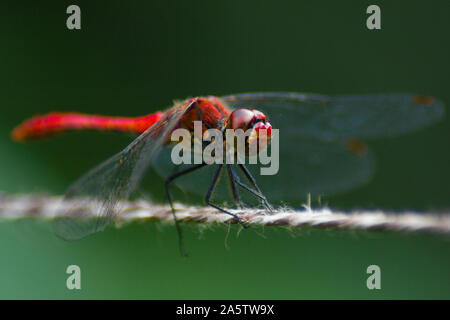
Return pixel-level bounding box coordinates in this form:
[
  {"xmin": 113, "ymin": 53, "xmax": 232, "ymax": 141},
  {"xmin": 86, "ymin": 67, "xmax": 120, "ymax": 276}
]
[{"xmin": 0, "ymin": 0, "xmax": 449, "ymax": 299}]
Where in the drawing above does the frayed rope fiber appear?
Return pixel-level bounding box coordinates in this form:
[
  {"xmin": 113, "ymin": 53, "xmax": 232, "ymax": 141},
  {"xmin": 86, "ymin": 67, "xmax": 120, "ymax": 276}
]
[{"xmin": 0, "ymin": 194, "xmax": 449, "ymax": 234}]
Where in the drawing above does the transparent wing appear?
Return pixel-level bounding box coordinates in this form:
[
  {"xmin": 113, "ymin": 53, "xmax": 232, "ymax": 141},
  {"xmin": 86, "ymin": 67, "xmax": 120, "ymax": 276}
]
[
  {"xmin": 220, "ymin": 93, "xmax": 445, "ymax": 141},
  {"xmin": 53, "ymin": 100, "xmax": 194, "ymax": 240}
]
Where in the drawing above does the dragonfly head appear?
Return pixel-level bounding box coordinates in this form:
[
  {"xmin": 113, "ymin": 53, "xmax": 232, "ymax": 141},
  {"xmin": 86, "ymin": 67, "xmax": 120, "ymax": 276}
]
[{"xmin": 226, "ymin": 108, "xmax": 272, "ymax": 156}]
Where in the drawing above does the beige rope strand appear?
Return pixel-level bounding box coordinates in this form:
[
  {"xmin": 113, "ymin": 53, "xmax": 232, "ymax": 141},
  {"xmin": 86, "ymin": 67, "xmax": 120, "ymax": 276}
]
[{"xmin": 0, "ymin": 193, "xmax": 449, "ymax": 234}]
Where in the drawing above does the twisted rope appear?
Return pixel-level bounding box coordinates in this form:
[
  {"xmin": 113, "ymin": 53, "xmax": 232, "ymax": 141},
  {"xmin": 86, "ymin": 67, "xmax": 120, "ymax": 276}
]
[{"xmin": 0, "ymin": 194, "xmax": 449, "ymax": 234}]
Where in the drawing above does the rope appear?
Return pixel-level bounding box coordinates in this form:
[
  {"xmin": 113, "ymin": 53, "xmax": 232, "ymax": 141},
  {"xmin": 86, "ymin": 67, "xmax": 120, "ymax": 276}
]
[{"xmin": 0, "ymin": 193, "xmax": 449, "ymax": 234}]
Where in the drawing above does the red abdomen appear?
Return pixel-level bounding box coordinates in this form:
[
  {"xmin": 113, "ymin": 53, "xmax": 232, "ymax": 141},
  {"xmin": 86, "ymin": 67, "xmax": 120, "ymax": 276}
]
[{"xmin": 12, "ymin": 111, "xmax": 164, "ymax": 141}]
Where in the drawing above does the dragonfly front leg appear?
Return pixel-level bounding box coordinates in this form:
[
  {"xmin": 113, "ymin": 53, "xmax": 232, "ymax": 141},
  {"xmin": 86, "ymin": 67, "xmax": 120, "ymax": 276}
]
[
  {"xmin": 227, "ymin": 164, "xmax": 273, "ymax": 212},
  {"xmin": 205, "ymin": 164, "xmax": 248, "ymax": 228},
  {"xmin": 226, "ymin": 165, "xmax": 251, "ymax": 209}
]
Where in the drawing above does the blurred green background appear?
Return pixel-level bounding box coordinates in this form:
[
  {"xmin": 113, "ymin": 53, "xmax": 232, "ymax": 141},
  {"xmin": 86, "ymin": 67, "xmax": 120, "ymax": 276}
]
[{"xmin": 0, "ymin": 0, "xmax": 449, "ymax": 299}]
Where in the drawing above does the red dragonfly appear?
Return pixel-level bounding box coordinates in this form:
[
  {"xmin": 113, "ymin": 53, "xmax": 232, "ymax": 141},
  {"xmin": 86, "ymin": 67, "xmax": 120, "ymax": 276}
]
[{"xmin": 12, "ymin": 93, "xmax": 444, "ymax": 255}]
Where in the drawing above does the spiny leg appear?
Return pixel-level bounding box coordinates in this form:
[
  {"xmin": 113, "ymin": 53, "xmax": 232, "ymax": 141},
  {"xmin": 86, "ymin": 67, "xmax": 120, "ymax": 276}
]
[
  {"xmin": 205, "ymin": 164, "xmax": 248, "ymax": 228},
  {"xmin": 226, "ymin": 164, "xmax": 250, "ymax": 209},
  {"xmin": 229, "ymin": 165, "xmax": 266, "ymax": 203},
  {"xmin": 229, "ymin": 165, "xmax": 272, "ymax": 211},
  {"xmin": 165, "ymin": 163, "xmax": 206, "ymax": 257},
  {"xmin": 237, "ymin": 164, "xmax": 273, "ymax": 211}
]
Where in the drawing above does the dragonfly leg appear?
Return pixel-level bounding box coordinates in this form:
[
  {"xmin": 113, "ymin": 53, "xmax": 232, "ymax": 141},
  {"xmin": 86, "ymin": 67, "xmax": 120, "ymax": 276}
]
[
  {"xmin": 206, "ymin": 164, "xmax": 248, "ymax": 228},
  {"xmin": 237, "ymin": 164, "xmax": 273, "ymax": 211},
  {"xmin": 225, "ymin": 165, "xmax": 250, "ymax": 209},
  {"xmin": 229, "ymin": 165, "xmax": 271, "ymax": 210},
  {"xmin": 165, "ymin": 163, "xmax": 206, "ymax": 257}
]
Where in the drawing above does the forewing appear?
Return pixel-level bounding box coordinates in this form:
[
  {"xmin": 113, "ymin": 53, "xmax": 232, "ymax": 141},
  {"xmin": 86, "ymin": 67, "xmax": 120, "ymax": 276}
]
[
  {"xmin": 53, "ymin": 100, "xmax": 193, "ymax": 240},
  {"xmin": 220, "ymin": 93, "xmax": 444, "ymax": 141}
]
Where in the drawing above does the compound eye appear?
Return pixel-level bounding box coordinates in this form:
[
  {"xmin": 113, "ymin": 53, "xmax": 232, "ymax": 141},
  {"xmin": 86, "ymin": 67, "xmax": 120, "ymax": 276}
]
[
  {"xmin": 252, "ymin": 110, "xmax": 265, "ymax": 119},
  {"xmin": 229, "ymin": 109, "xmax": 255, "ymax": 130}
]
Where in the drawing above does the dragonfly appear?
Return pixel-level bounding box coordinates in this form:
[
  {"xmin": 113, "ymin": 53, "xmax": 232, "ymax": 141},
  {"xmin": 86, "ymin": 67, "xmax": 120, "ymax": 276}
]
[{"xmin": 12, "ymin": 93, "xmax": 444, "ymax": 255}]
